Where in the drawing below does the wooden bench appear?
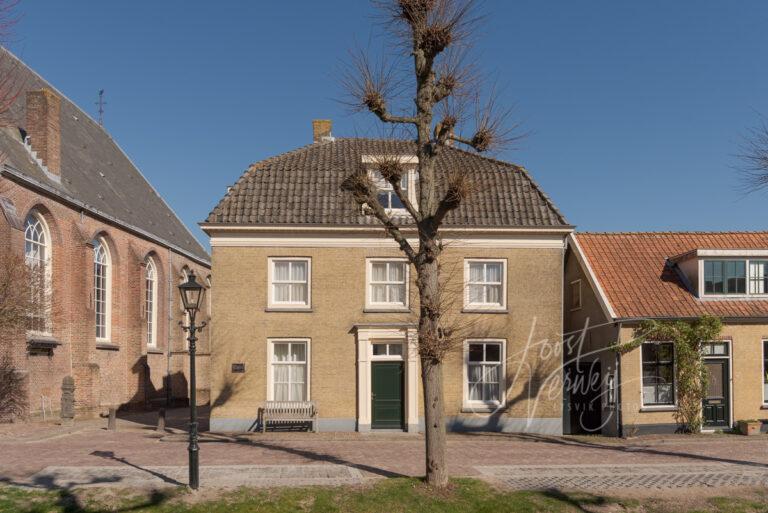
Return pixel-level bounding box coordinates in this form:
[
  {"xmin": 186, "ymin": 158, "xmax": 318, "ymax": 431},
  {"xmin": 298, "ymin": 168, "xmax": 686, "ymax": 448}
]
[{"xmin": 262, "ymin": 401, "xmax": 318, "ymax": 433}]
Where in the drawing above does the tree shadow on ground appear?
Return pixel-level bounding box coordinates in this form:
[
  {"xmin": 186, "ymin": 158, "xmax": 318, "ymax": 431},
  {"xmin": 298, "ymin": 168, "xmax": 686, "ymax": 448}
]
[
  {"xmin": 0, "ymin": 475, "xmax": 173, "ymax": 513},
  {"xmin": 540, "ymin": 488, "xmax": 613, "ymax": 513},
  {"xmin": 457, "ymin": 431, "xmax": 768, "ymax": 469},
  {"xmin": 200, "ymin": 433, "xmax": 408, "ymax": 478}
]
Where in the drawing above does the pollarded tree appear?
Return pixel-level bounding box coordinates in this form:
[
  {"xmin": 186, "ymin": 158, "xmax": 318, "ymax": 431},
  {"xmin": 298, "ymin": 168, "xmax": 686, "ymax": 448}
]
[{"xmin": 341, "ymin": 0, "xmax": 514, "ymax": 487}]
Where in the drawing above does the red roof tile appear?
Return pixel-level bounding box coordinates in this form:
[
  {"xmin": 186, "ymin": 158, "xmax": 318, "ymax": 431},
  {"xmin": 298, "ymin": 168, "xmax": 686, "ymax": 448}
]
[{"xmin": 575, "ymin": 232, "xmax": 768, "ymax": 319}]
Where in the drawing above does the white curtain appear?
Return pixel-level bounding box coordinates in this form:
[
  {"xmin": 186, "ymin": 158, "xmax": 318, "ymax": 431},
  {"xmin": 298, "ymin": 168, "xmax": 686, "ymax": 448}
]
[
  {"xmin": 469, "ymin": 263, "xmax": 484, "ymax": 282},
  {"xmin": 388, "ymin": 262, "xmax": 404, "ymax": 282},
  {"xmin": 486, "ymin": 263, "xmax": 502, "ymax": 283},
  {"xmin": 291, "ymin": 261, "xmax": 307, "ymax": 281},
  {"xmin": 274, "ymin": 261, "xmax": 290, "ymax": 281}
]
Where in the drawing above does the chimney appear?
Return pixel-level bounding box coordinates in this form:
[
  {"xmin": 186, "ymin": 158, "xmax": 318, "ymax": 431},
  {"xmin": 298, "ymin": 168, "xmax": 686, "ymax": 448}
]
[
  {"xmin": 312, "ymin": 119, "xmax": 333, "ymax": 143},
  {"xmin": 26, "ymin": 88, "xmax": 61, "ymax": 175}
]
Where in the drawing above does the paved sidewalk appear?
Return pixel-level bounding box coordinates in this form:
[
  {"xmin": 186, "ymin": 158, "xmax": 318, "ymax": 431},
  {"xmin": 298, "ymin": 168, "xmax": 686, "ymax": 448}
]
[{"xmin": 1, "ymin": 411, "xmax": 767, "ymax": 492}]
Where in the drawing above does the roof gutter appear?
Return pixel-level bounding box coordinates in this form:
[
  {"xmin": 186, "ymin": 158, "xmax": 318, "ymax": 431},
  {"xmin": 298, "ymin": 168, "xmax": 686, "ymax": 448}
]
[
  {"xmin": 200, "ymin": 223, "xmax": 576, "ymax": 235},
  {"xmin": 2, "ymin": 163, "xmax": 211, "ymax": 267}
]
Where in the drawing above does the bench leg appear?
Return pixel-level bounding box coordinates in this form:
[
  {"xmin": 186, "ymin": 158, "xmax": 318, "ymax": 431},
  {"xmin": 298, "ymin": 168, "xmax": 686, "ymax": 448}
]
[{"xmin": 262, "ymin": 416, "xmax": 267, "ymax": 433}]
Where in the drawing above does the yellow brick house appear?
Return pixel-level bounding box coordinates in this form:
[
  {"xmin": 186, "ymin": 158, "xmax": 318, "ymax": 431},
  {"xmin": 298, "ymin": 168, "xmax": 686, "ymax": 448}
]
[{"xmin": 202, "ymin": 121, "xmax": 573, "ymax": 433}]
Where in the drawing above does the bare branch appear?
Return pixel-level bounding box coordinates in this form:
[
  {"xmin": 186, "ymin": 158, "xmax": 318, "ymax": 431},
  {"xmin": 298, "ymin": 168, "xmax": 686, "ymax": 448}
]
[
  {"xmin": 341, "ymin": 169, "xmax": 417, "ymax": 261},
  {"xmin": 434, "ymin": 170, "xmax": 476, "ymax": 225},
  {"xmin": 341, "ymin": 48, "xmax": 418, "ymax": 125},
  {"xmin": 450, "ymin": 87, "xmax": 524, "ymax": 152},
  {"xmin": 737, "ymin": 115, "xmax": 768, "ymax": 194}
]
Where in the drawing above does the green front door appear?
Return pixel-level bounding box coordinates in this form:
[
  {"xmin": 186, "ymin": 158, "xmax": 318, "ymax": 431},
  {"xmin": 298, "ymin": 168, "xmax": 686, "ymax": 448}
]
[
  {"xmin": 371, "ymin": 362, "xmax": 404, "ymax": 429},
  {"xmin": 703, "ymin": 359, "xmax": 729, "ymax": 429}
]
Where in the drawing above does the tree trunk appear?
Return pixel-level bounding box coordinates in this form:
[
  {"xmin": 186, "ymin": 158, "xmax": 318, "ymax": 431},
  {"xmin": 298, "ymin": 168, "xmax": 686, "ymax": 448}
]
[
  {"xmin": 416, "ymin": 256, "xmax": 448, "ymax": 487},
  {"xmin": 421, "ymin": 355, "xmax": 447, "ymax": 486}
]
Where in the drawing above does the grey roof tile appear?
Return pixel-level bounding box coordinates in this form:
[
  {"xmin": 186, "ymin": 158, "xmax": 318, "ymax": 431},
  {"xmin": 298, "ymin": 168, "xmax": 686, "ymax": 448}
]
[
  {"xmin": 207, "ymin": 138, "xmax": 569, "ymax": 228},
  {"xmin": 0, "ymin": 49, "xmax": 209, "ymax": 263}
]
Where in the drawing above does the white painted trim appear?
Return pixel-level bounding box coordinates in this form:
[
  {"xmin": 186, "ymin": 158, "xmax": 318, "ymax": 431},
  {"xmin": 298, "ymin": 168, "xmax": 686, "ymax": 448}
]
[
  {"xmin": 210, "ymin": 233, "xmax": 567, "ymax": 249},
  {"xmin": 361, "ymin": 154, "xmax": 419, "ymax": 165},
  {"xmin": 365, "ymin": 258, "xmax": 410, "ymax": 311},
  {"xmin": 639, "ymin": 341, "xmax": 677, "ymax": 408},
  {"xmin": 462, "ymin": 339, "xmax": 507, "ymax": 410},
  {"xmin": 266, "ymin": 338, "xmax": 311, "ymax": 402},
  {"xmin": 145, "ymin": 257, "xmax": 159, "ymax": 348},
  {"xmin": 355, "ymin": 327, "xmax": 419, "ymax": 431},
  {"xmin": 569, "ymin": 279, "xmax": 582, "ymax": 311},
  {"xmin": 702, "ymin": 339, "xmax": 733, "ymax": 430},
  {"xmin": 692, "ymin": 249, "xmax": 768, "ymax": 258},
  {"xmin": 761, "ymin": 339, "xmax": 768, "ymax": 407},
  {"xmin": 698, "ymin": 258, "xmax": 768, "ymax": 299},
  {"xmin": 202, "ymin": 224, "xmax": 574, "ymax": 235},
  {"xmin": 463, "ymin": 258, "xmax": 507, "ymax": 312},
  {"xmin": 568, "ymin": 234, "xmax": 617, "ymax": 320},
  {"xmin": 267, "ymin": 257, "xmax": 312, "ymax": 311},
  {"xmin": 94, "ymin": 237, "xmax": 112, "ymax": 343},
  {"xmin": 24, "ymin": 210, "xmax": 53, "ymax": 337}
]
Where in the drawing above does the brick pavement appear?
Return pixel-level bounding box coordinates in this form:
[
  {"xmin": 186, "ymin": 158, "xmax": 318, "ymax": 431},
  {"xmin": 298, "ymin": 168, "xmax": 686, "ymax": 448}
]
[{"xmin": 1, "ymin": 413, "xmax": 767, "ymax": 492}]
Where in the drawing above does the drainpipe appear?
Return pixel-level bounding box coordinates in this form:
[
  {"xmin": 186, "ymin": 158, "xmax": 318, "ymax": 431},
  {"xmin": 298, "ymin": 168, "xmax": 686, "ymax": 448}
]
[
  {"xmin": 615, "ymin": 321, "xmax": 623, "ymax": 438},
  {"xmin": 166, "ymin": 249, "xmax": 173, "ymax": 408}
]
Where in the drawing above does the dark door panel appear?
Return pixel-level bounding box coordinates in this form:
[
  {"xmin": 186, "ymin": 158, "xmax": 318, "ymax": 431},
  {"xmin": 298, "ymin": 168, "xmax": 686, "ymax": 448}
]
[
  {"xmin": 372, "ymin": 362, "xmax": 404, "ymax": 429},
  {"xmin": 703, "ymin": 359, "xmax": 729, "ymax": 428}
]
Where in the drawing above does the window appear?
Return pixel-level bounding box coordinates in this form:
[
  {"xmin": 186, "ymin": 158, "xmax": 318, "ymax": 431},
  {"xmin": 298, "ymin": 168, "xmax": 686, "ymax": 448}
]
[
  {"xmin": 372, "ymin": 343, "xmax": 403, "ymax": 357},
  {"xmin": 704, "ymin": 260, "xmax": 745, "ymax": 295},
  {"xmin": 373, "ymin": 171, "xmax": 409, "ymax": 211},
  {"xmin": 24, "ymin": 213, "xmax": 51, "ymax": 334},
  {"xmin": 570, "ymin": 279, "xmax": 582, "ymax": 310},
  {"xmin": 367, "ymin": 259, "xmax": 408, "ymax": 309},
  {"xmin": 464, "ymin": 259, "xmax": 506, "ymax": 311},
  {"xmin": 269, "ymin": 340, "xmax": 309, "ymax": 401},
  {"xmin": 464, "ymin": 340, "xmax": 505, "ymax": 408},
  {"xmin": 641, "ymin": 342, "xmax": 675, "ymax": 406},
  {"xmin": 750, "ymin": 261, "xmax": 768, "ymax": 295},
  {"xmin": 763, "ymin": 341, "xmax": 768, "ymax": 405},
  {"xmin": 93, "ymin": 238, "xmax": 111, "ymax": 341},
  {"xmin": 269, "ymin": 258, "xmax": 310, "ymax": 309},
  {"xmin": 145, "ymin": 258, "xmax": 158, "ymax": 348}
]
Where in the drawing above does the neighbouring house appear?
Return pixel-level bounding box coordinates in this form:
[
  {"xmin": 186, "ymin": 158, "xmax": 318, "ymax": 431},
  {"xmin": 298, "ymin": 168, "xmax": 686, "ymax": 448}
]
[
  {"xmin": 202, "ymin": 120, "xmax": 573, "ymax": 434},
  {"xmin": 0, "ymin": 49, "xmax": 211, "ymax": 420},
  {"xmin": 565, "ymin": 232, "xmax": 768, "ymax": 436}
]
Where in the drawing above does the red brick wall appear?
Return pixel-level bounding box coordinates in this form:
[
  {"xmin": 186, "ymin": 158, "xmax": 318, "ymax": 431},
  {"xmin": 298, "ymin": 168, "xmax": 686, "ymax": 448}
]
[{"xmin": 0, "ymin": 174, "xmax": 211, "ymax": 419}]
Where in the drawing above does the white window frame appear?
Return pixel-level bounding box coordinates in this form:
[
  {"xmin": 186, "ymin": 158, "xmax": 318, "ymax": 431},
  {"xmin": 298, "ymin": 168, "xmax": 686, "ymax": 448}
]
[
  {"xmin": 462, "ymin": 339, "xmax": 506, "ymax": 411},
  {"xmin": 463, "ymin": 258, "xmax": 507, "ymax": 312},
  {"xmin": 93, "ymin": 237, "xmax": 112, "ymax": 342},
  {"xmin": 370, "ymin": 341, "xmax": 405, "ymax": 360},
  {"xmin": 762, "ymin": 339, "xmax": 768, "ymax": 406},
  {"xmin": 145, "ymin": 258, "xmax": 158, "ymax": 349},
  {"xmin": 640, "ymin": 341, "xmax": 677, "ymax": 409},
  {"xmin": 365, "ymin": 258, "xmax": 409, "ymax": 311},
  {"xmin": 570, "ymin": 279, "xmax": 582, "ymax": 311},
  {"xmin": 699, "ymin": 258, "xmax": 768, "ymax": 298},
  {"xmin": 362, "ymin": 155, "xmax": 419, "ymax": 217},
  {"xmin": 24, "ymin": 211, "xmax": 52, "ymax": 336},
  {"xmin": 266, "ymin": 338, "xmax": 311, "ymax": 401},
  {"xmin": 267, "ymin": 257, "xmax": 312, "ymax": 310}
]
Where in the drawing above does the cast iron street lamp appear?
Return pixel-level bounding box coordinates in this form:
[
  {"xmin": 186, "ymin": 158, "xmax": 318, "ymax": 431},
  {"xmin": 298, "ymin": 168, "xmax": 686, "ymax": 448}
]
[{"xmin": 178, "ymin": 270, "xmax": 206, "ymax": 490}]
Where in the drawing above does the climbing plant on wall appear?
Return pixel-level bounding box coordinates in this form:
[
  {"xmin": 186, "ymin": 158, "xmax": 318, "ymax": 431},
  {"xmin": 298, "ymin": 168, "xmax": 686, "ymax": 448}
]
[{"xmin": 612, "ymin": 315, "xmax": 723, "ymax": 434}]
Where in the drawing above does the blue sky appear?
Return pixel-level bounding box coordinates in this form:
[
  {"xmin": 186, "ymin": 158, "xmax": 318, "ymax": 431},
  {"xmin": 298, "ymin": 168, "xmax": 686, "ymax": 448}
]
[{"xmin": 12, "ymin": 1, "xmax": 768, "ymax": 246}]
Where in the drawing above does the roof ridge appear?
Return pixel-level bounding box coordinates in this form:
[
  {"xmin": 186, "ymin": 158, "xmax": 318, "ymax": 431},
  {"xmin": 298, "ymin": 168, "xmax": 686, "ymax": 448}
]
[{"xmin": 579, "ymin": 231, "xmax": 768, "ymax": 235}]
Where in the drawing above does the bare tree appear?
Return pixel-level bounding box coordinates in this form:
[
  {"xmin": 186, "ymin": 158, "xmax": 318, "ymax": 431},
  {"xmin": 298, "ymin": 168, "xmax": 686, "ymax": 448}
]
[
  {"xmin": 738, "ymin": 117, "xmax": 768, "ymax": 193},
  {"xmin": 341, "ymin": 0, "xmax": 513, "ymax": 487}
]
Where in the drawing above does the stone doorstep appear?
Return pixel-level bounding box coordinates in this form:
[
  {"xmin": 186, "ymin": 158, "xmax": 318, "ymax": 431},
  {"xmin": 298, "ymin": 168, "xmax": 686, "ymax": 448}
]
[{"xmin": 21, "ymin": 464, "xmax": 366, "ymax": 490}]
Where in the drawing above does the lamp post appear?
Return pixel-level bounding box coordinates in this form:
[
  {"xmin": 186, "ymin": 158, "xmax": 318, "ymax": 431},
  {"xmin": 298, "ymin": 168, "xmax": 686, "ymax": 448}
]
[{"xmin": 178, "ymin": 270, "xmax": 206, "ymax": 490}]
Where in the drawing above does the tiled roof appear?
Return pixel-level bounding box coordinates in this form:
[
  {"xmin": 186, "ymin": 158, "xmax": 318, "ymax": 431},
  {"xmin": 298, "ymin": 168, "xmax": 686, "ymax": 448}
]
[
  {"xmin": 206, "ymin": 138, "xmax": 569, "ymax": 228},
  {"xmin": 575, "ymin": 232, "xmax": 768, "ymax": 320},
  {"xmin": 0, "ymin": 49, "xmax": 209, "ymax": 264}
]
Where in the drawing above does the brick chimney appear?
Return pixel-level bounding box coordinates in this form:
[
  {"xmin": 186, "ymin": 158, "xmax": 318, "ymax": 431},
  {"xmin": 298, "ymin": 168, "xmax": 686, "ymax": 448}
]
[
  {"xmin": 26, "ymin": 88, "xmax": 61, "ymax": 176},
  {"xmin": 312, "ymin": 119, "xmax": 332, "ymax": 143}
]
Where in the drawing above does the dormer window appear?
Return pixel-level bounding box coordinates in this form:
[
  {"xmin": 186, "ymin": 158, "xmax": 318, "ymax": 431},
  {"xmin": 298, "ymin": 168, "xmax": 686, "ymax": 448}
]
[
  {"xmin": 373, "ymin": 171, "xmax": 409, "ymax": 211},
  {"xmin": 703, "ymin": 259, "xmax": 768, "ymax": 296}
]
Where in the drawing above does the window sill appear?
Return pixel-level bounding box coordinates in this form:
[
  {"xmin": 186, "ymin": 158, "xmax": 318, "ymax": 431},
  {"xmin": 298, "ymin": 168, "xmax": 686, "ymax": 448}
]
[
  {"xmin": 639, "ymin": 406, "xmax": 677, "ymax": 412},
  {"xmin": 462, "ymin": 308, "xmax": 508, "ymax": 314},
  {"xmin": 96, "ymin": 342, "xmax": 119, "ymax": 351},
  {"xmin": 364, "ymin": 308, "xmax": 411, "ymax": 313},
  {"xmin": 147, "ymin": 348, "xmax": 164, "ymax": 355},
  {"xmin": 760, "ymin": 405, "xmax": 768, "ymax": 410},
  {"xmin": 461, "ymin": 404, "xmax": 504, "ymax": 414},
  {"xmin": 265, "ymin": 307, "xmax": 313, "ymax": 313}
]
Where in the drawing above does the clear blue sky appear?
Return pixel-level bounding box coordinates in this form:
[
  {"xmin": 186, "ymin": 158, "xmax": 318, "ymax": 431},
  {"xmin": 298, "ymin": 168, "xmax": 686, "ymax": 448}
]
[{"xmin": 12, "ymin": 1, "xmax": 768, "ymax": 246}]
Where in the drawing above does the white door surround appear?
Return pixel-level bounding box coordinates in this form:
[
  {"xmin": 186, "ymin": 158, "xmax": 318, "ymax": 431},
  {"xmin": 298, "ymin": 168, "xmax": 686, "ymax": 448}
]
[{"xmin": 354, "ymin": 325, "xmax": 419, "ymax": 432}]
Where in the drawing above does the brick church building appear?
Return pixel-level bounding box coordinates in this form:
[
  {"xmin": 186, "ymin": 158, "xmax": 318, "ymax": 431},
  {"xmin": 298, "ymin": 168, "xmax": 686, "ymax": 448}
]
[{"xmin": 0, "ymin": 49, "xmax": 211, "ymax": 420}]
